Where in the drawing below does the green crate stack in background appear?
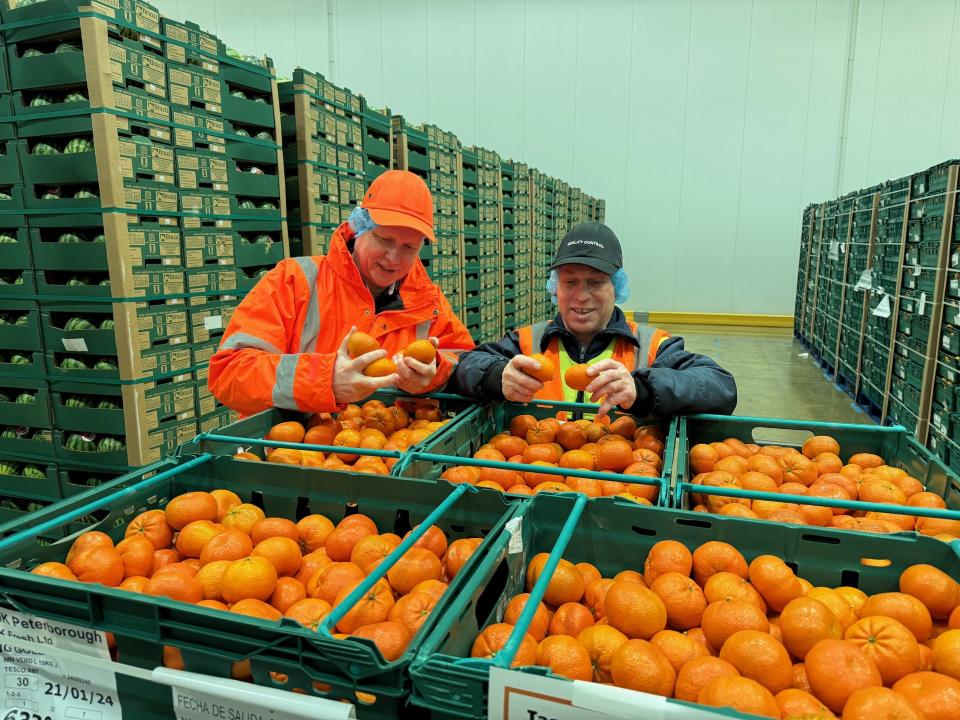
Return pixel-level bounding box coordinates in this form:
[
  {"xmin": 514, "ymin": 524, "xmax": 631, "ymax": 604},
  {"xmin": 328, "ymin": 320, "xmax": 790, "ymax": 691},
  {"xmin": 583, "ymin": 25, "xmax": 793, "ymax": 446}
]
[
  {"xmin": 512, "ymin": 162, "xmax": 534, "ymax": 329},
  {"xmin": 459, "ymin": 147, "xmax": 482, "ymax": 337},
  {"xmin": 793, "ymin": 204, "xmax": 816, "ymax": 344},
  {"xmin": 474, "ymin": 146, "xmax": 501, "ymax": 343},
  {"xmin": 499, "ymin": 159, "xmax": 517, "ymax": 333},
  {"xmin": 0, "ymin": 0, "xmax": 292, "ymax": 477},
  {"xmin": 423, "ymin": 124, "xmax": 464, "ymax": 316},
  {"xmin": 531, "ymin": 168, "xmax": 555, "ymax": 324},
  {"xmin": 278, "ymin": 68, "xmax": 363, "ymax": 257},
  {"xmin": 360, "ymin": 98, "xmax": 392, "ymax": 187}
]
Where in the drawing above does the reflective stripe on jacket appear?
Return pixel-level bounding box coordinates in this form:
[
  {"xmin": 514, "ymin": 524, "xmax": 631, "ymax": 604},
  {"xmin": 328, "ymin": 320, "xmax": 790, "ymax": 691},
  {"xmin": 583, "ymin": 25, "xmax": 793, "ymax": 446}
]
[{"xmin": 208, "ymin": 222, "xmax": 475, "ymax": 415}]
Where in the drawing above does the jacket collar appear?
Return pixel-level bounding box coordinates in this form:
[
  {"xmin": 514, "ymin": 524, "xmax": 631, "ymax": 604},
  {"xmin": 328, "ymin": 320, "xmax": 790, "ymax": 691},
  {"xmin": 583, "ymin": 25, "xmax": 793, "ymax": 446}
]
[
  {"xmin": 326, "ymin": 222, "xmax": 437, "ymax": 310},
  {"xmin": 539, "ymin": 306, "xmax": 638, "ymax": 352}
]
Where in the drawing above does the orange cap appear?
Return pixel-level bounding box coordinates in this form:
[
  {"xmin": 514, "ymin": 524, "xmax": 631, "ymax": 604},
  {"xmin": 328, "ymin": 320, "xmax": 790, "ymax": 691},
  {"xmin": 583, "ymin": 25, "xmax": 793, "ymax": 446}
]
[{"xmin": 360, "ymin": 170, "xmax": 435, "ymax": 242}]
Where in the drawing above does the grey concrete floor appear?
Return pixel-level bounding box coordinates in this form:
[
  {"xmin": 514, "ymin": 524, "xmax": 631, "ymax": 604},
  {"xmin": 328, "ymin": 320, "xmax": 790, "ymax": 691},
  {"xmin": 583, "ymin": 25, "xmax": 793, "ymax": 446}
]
[{"xmin": 660, "ymin": 324, "xmax": 873, "ymax": 425}]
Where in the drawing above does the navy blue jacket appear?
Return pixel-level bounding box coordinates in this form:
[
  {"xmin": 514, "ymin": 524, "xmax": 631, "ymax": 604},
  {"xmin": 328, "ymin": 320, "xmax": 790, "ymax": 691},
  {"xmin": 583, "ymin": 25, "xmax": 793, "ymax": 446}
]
[{"xmin": 445, "ymin": 308, "xmax": 737, "ymax": 418}]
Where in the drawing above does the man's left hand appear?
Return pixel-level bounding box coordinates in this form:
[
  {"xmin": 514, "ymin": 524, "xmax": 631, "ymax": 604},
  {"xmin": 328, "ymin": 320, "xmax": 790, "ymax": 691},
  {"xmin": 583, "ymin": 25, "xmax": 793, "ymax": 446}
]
[
  {"xmin": 393, "ymin": 337, "xmax": 439, "ymax": 394},
  {"xmin": 585, "ymin": 359, "xmax": 636, "ymax": 417}
]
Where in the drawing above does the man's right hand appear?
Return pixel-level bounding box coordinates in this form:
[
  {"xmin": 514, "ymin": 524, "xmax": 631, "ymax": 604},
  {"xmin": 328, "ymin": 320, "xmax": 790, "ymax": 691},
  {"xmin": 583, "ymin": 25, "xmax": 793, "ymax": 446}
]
[
  {"xmin": 501, "ymin": 355, "xmax": 545, "ymax": 402},
  {"xmin": 332, "ymin": 327, "xmax": 401, "ymax": 404}
]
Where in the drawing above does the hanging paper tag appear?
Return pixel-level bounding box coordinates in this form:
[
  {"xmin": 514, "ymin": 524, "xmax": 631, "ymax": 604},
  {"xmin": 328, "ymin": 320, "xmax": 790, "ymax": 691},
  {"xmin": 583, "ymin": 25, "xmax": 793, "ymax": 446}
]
[
  {"xmin": 828, "ymin": 241, "xmax": 839, "ymax": 261},
  {"xmin": 840, "ymin": 242, "xmax": 846, "ymax": 254},
  {"xmin": 919, "ymin": 292, "xmax": 927, "ymax": 316},
  {"xmin": 203, "ymin": 315, "xmax": 223, "ymax": 331},
  {"xmin": 504, "ymin": 517, "xmax": 523, "ymax": 554},
  {"xmin": 62, "ymin": 338, "xmax": 88, "ymax": 352},
  {"xmin": 872, "ymin": 295, "xmax": 892, "ymax": 318},
  {"xmin": 912, "ymin": 264, "xmax": 922, "ymax": 276},
  {"xmin": 854, "ymin": 269, "xmax": 873, "ymax": 291}
]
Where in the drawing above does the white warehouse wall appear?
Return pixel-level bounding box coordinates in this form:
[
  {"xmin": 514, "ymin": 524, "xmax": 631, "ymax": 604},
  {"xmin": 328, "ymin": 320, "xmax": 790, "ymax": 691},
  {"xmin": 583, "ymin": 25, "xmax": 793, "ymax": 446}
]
[{"xmin": 150, "ymin": 0, "xmax": 960, "ymax": 316}]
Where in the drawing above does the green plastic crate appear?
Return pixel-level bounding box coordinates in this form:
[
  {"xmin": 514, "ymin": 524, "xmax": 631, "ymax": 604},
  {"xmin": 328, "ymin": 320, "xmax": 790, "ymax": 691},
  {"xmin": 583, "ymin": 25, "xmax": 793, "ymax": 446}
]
[
  {"xmin": 0, "ymin": 453, "xmax": 518, "ymax": 719},
  {"xmin": 0, "ymin": 298, "xmax": 42, "ymax": 352},
  {"xmin": 674, "ymin": 414, "xmax": 960, "ymax": 517},
  {"xmin": 400, "ymin": 400, "xmax": 676, "ymax": 507},
  {"xmin": 0, "ymin": 375, "xmax": 51, "ymax": 428},
  {"xmin": 0, "ymin": 452, "xmax": 59, "ymax": 501},
  {"xmin": 410, "ymin": 492, "xmax": 960, "ymax": 719}
]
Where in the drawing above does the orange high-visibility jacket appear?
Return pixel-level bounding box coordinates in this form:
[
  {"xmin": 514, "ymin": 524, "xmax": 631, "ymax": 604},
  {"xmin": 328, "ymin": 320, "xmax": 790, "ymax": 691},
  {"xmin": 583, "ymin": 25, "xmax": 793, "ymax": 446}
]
[
  {"xmin": 208, "ymin": 223, "xmax": 475, "ymax": 415},
  {"xmin": 518, "ymin": 319, "xmax": 671, "ymax": 401}
]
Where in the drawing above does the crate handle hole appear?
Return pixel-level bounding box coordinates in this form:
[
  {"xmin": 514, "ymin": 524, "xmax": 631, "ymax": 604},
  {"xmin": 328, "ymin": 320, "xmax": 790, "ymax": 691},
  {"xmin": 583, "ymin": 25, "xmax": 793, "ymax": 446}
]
[
  {"xmin": 751, "ymin": 428, "xmax": 814, "ymax": 446},
  {"xmin": 393, "ymin": 509, "xmax": 411, "ymax": 537},
  {"xmin": 250, "ymin": 490, "xmax": 265, "ymax": 511},
  {"xmin": 675, "ymin": 517, "xmax": 713, "ymax": 530},
  {"xmin": 801, "ymin": 534, "xmax": 841, "ymax": 545},
  {"xmin": 631, "ymin": 525, "xmax": 656, "ymax": 537},
  {"xmin": 475, "ymin": 559, "xmax": 509, "ymax": 629},
  {"xmin": 294, "ymin": 496, "xmax": 311, "ymax": 521},
  {"xmin": 860, "ymin": 557, "xmax": 892, "ymax": 568},
  {"xmin": 840, "ymin": 569, "xmax": 861, "ymax": 588}
]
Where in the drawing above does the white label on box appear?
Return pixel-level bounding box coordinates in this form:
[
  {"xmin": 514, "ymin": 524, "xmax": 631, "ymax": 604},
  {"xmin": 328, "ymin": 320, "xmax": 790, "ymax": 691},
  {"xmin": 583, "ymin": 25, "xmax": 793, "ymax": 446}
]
[
  {"xmin": 872, "ymin": 294, "xmax": 892, "ymax": 318},
  {"xmin": 912, "ymin": 264, "xmax": 922, "ymax": 276},
  {"xmin": 920, "ymin": 292, "xmax": 928, "ymax": 316},
  {"xmin": 504, "ymin": 517, "xmax": 523, "ymax": 555},
  {"xmin": 840, "ymin": 242, "xmax": 846, "ymax": 254},
  {"xmin": 169, "ymin": 670, "xmax": 354, "ymax": 720},
  {"xmin": 855, "ymin": 269, "xmax": 873, "ymax": 291},
  {"xmin": 203, "ymin": 315, "xmax": 223, "ymax": 331},
  {"xmin": 61, "ymin": 338, "xmax": 88, "ymax": 352},
  {"xmin": 0, "ymin": 608, "xmax": 121, "ymax": 720},
  {"xmin": 828, "ymin": 241, "xmax": 839, "ymax": 261}
]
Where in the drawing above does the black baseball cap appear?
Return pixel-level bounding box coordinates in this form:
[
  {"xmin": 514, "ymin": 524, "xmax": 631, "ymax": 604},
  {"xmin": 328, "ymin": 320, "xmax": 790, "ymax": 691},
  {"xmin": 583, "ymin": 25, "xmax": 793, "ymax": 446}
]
[{"xmin": 550, "ymin": 221, "xmax": 623, "ymax": 275}]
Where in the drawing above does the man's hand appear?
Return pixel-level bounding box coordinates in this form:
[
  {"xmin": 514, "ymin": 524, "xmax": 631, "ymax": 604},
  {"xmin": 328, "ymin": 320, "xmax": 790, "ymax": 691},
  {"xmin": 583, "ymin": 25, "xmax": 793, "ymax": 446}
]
[
  {"xmin": 393, "ymin": 337, "xmax": 439, "ymax": 394},
  {"xmin": 585, "ymin": 359, "xmax": 636, "ymax": 417},
  {"xmin": 501, "ymin": 355, "xmax": 545, "ymax": 402},
  {"xmin": 332, "ymin": 327, "xmax": 400, "ymax": 404}
]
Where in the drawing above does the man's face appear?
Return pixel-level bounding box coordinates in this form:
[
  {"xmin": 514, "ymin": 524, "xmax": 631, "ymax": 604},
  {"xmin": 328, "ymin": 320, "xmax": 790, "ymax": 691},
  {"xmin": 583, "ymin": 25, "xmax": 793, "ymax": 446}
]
[
  {"xmin": 353, "ymin": 225, "xmax": 425, "ymax": 292},
  {"xmin": 556, "ymin": 264, "xmax": 616, "ymax": 339}
]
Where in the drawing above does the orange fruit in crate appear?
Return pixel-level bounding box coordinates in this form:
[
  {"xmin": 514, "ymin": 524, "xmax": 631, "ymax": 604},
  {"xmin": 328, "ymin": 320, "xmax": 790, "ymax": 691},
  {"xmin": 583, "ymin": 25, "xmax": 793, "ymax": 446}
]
[
  {"xmin": 406, "ymin": 524, "xmax": 448, "ymax": 559},
  {"xmin": 31, "ymin": 562, "xmax": 77, "ymax": 581},
  {"xmin": 296, "ymin": 514, "xmax": 335, "ymax": 553},
  {"xmin": 805, "ymin": 638, "xmax": 882, "ymax": 713},
  {"xmin": 444, "ymin": 537, "xmax": 482, "ymax": 579},
  {"xmin": 526, "ymin": 555, "xmax": 585, "ymax": 606},
  {"xmin": 774, "ymin": 688, "xmax": 832, "ymax": 717},
  {"xmin": 701, "ymin": 599, "xmax": 769, "ymax": 650},
  {"xmin": 842, "ymin": 687, "xmax": 922, "ymax": 720},
  {"xmin": 748, "ymin": 555, "xmax": 802, "ymax": 613},
  {"xmin": 859, "ymin": 592, "xmax": 933, "ymax": 643},
  {"xmin": 649, "ymin": 572, "xmax": 706, "ymax": 631},
  {"xmin": 779, "ymin": 452, "xmax": 818, "ymax": 487},
  {"xmin": 584, "ymin": 578, "xmax": 615, "ymax": 621},
  {"xmin": 403, "ymin": 340, "xmax": 437, "ymax": 364},
  {"xmin": 251, "ymin": 517, "xmax": 299, "ymax": 545},
  {"xmin": 267, "ymin": 448, "xmax": 302, "ymax": 465},
  {"xmin": 848, "ymin": 452, "xmax": 884, "ymax": 469},
  {"xmin": 144, "ymin": 569, "xmax": 203, "ymax": 604},
  {"xmin": 509, "ymin": 414, "xmax": 538, "ymax": 438},
  {"xmin": 643, "ymin": 540, "xmax": 693, "ymax": 583},
  {"xmin": 165, "ymin": 492, "xmax": 218, "ymax": 530},
  {"xmin": 349, "ymin": 621, "xmax": 411, "ymax": 662},
  {"xmin": 845, "ymin": 615, "xmax": 921, "ymax": 685},
  {"xmin": 220, "ymin": 503, "xmax": 266, "ymax": 535},
  {"xmin": 174, "ymin": 520, "xmax": 222, "ymax": 559},
  {"xmin": 295, "ymin": 549, "xmax": 332, "ymax": 586},
  {"xmin": 65, "ymin": 531, "xmax": 113, "ymax": 567},
  {"xmin": 503, "ymin": 593, "xmax": 551, "ymax": 641},
  {"xmin": 119, "ymin": 576, "xmax": 149, "ymax": 593},
  {"xmin": 114, "ymin": 535, "xmax": 155, "ymax": 579},
  {"xmin": 899, "ymin": 564, "xmax": 960, "ymax": 620},
  {"xmin": 351, "ymin": 534, "xmax": 398, "ymax": 575},
  {"xmin": 325, "ymin": 523, "xmax": 376, "ymax": 563},
  {"xmin": 718, "ymin": 629, "xmax": 792, "ymax": 694},
  {"xmin": 334, "ymin": 578, "xmax": 395, "ymax": 633},
  {"xmin": 577, "ymin": 624, "xmax": 628, "ymax": 683},
  {"xmin": 252, "ymin": 536, "xmax": 303, "ymax": 577},
  {"xmin": 389, "ymin": 590, "xmax": 437, "ymax": 635},
  {"xmin": 522, "ymin": 353, "xmax": 555, "ymax": 382},
  {"xmin": 471, "ymin": 623, "xmax": 538, "ymax": 666},
  {"xmin": 778, "ymin": 597, "xmax": 841, "ymax": 660},
  {"xmin": 221, "ymin": 556, "xmax": 278, "ymax": 603},
  {"xmin": 604, "ymin": 580, "xmax": 667, "ymax": 640},
  {"xmin": 692, "ymin": 541, "xmax": 748, "ymax": 587},
  {"xmin": 283, "ymin": 597, "xmax": 331, "ymax": 630},
  {"xmin": 125, "ymin": 509, "xmax": 174, "ymax": 550},
  {"xmin": 209, "ymin": 489, "xmax": 242, "ymax": 521},
  {"xmin": 347, "ymin": 331, "xmax": 380, "ymax": 358},
  {"xmin": 195, "ymin": 560, "xmax": 230, "ymax": 601},
  {"xmin": 536, "ymin": 635, "xmax": 592, "ymax": 681},
  {"xmin": 609, "ymin": 639, "xmax": 675, "ymax": 696},
  {"xmin": 548, "ymin": 602, "xmax": 595, "ymax": 638},
  {"xmin": 230, "ymin": 598, "xmax": 282, "ymax": 621},
  {"xmin": 696, "ymin": 676, "xmax": 779, "ymax": 718},
  {"xmin": 308, "ymin": 562, "xmax": 366, "ymax": 604},
  {"xmin": 364, "ymin": 358, "xmax": 398, "ymax": 377},
  {"xmin": 674, "ymin": 656, "xmax": 740, "ymax": 703},
  {"xmin": 265, "ymin": 421, "xmax": 306, "ymax": 444},
  {"xmin": 932, "ymin": 629, "xmax": 960, "ymax": 680},
  {"xmin": 556, "ymin": 423, "xmax": 587, "ymax": 451},
  {"xmin": 387, "ymin": 547, "xmax": 442, "ymax": 595},
  {"xmin": 69, "ymin": 546, "xmax": 125, "ymax": 587},
  {"xmin": 596, "ymin": 441, "xmax": 634, "ymax": 473},
  {"xmin": 650, "ymin": 629, "xmax": 708, "ymax": 673},
  {"xmin": 893, "ymin": 671, "xmax": 960, "ymax": 720},
  {"xmin": 801, "ymin": 436, "xmax": 840, "ymax": 459}
]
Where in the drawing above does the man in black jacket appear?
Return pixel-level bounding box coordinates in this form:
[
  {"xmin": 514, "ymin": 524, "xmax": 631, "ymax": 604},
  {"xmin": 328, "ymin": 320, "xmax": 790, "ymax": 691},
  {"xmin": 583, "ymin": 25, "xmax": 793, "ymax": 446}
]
[{"xmin": 446, "ymin": 222, "xmax": 737, "ymax": 418}]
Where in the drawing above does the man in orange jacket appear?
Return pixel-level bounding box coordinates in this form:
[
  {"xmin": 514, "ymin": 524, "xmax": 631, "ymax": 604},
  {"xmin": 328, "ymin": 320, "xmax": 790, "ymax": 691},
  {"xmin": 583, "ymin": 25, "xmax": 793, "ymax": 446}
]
[{"xmin": 208, "ymin": 170, "xmax": 475, "ymax": 416}]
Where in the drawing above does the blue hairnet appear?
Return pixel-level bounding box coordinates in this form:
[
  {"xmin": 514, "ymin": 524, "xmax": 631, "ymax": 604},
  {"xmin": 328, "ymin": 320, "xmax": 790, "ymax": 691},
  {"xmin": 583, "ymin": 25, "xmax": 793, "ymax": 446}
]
[
  {"xmin": 546, "ymin": 268, "xmax": 630, "ymax": 305},
  {"xmin": 348, "ymin": 206, "xmax": 376, "ymax": 236}
]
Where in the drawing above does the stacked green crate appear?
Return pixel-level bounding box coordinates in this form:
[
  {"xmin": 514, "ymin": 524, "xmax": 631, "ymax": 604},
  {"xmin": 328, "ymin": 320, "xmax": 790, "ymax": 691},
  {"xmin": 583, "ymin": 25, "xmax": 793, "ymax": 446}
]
[
  {"xmin": 837, "ymin": 188, "xmax": 878, "ymax": 387},
  {"xmin": 278, "ymin": 69, "xmax": 363, "ymax": 257},
  {"xmin": 859, "ymin": 177, "xmax": 910, "ymax": 418},
  {"xmin": 500, "ymin": 160, "xmax": 518, "ymax": 333},
  {"xmin": 168, "ymin": 22, "xmax": 284, "ymax": 438},
  {"xmin": 922, "ymin": 162, "xmax": 960, "ymax": 468},
  {"xmin": 460, "ymin": 147, "xmax": 481, "ymax": 337},
  {"xmin": 554, "ymin": 179, "xmax": 569, "ymax": 249},
  {"xmin": 513, "ymin": 162, "xmax": 534, "ymax": 328},
  {"xmin": 423, "ymin": 124, "xmax": 463, "ymax": 316},
  {"xmin": 793, "ymin": 204, "xmax": 816, "ymax": 343},
  {"xmin": 531, "ymin": 169, "xmax": 555, "ymax": 324},
  {"xmin": 811, "ymin": 199, "xmax": 843, "ymax": 368},
  {"xmin": 360, "ymin": 98, "xmax": 392, "ymax": 186},
  {"xmin": 475, "ymin": 146, "xmax": 501, "ymax": 343},
  {"xmin": 802, "ymin": 204, "xmax": 824, "ymax": 352}
]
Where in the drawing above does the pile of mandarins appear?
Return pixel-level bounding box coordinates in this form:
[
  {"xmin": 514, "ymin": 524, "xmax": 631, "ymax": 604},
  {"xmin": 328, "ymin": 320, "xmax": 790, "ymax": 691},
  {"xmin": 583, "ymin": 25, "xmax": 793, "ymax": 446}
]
[
  {"xmin": 233, "ymin": 398, "xmax": 450, "ymax": 475},
  {"xmin": 439, "ymin": 412, "xmax": 665, "ymax": 501},
  {"xmin": 472, "ymin": 539, "xmax": 960, "ymax": 720},
  {"xmin": 29, "ymin": 488, "xmax": 483, "ymax": 669},
  {"xmin": 687, "ymin": 435, "xmax": 960, "ymax": 539}
]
